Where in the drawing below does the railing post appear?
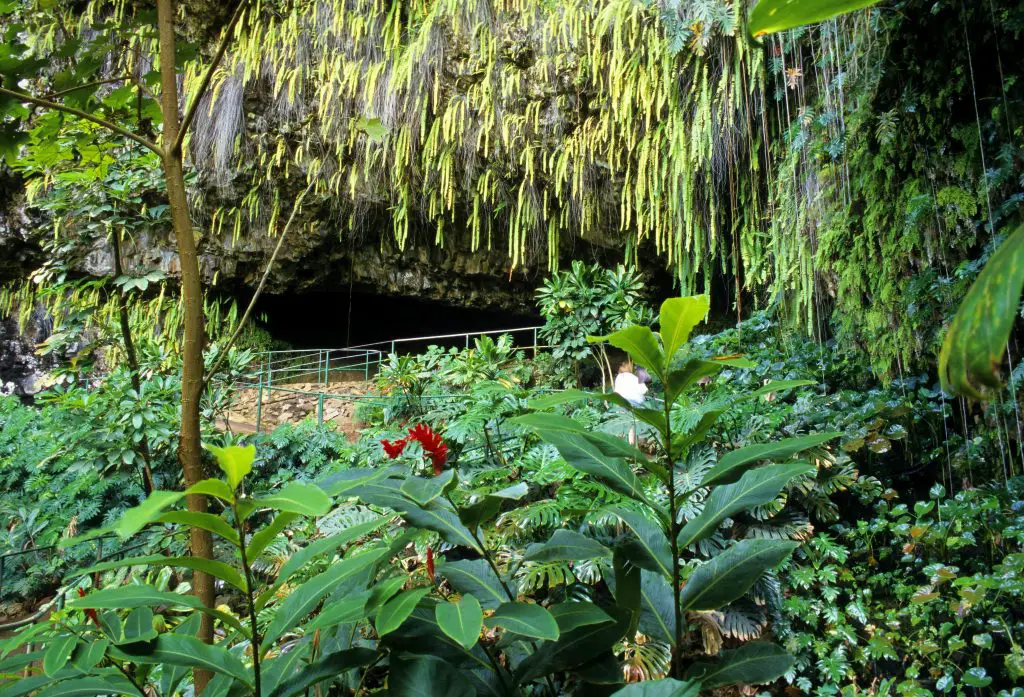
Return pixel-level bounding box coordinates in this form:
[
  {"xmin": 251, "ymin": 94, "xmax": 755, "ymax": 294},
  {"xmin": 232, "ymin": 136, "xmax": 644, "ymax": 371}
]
[
  {"xmin": 255, "ymin": 372, "xmax": 264, "ymax": 434},
  {"xmin": 324, "ymin": 350, "xmax": 330, "ymax": 387},
  {"xmin": 465, "ymin": 334, "xmax": 470, "ymax": 349},
  {"xmin": 390, "ymin": 340, "xmax": 396, "ymax": 356},
  {"xmin": 363, "ymin": 351, "xmax": 369, "ymax": 381},
  {"xmin": 317, "ymin": 392, "xmax": 324, "ymax": 426},
  {"xmin": 533, "ymin": 327, "xmax": 538, "ymax": 358}
]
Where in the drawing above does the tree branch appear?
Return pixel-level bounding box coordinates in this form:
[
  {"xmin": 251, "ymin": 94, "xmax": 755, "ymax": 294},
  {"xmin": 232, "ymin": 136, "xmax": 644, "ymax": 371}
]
[
  {"xmin": 0, "ymin": 86, "xmax": 162, "ymax": 155},
  {"xmin": 42, "ymin": 77, "xmax": 128, "ymax": 100},
  {"xmin": 172, "ymin": 0, "xmax": 250, "ymax": 155},
  {"xmin": 203, "ymin": 180, "xmax": 315, "ymax": 387}
]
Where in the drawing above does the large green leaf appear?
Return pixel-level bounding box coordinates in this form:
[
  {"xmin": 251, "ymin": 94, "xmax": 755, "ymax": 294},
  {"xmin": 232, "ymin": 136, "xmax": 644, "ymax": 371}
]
[
  {"xmin": 458, "ymin": 481, "xmax": 529, "ymax": 529},
  {"xmin": 120, "ymin": 607, "xmax": 157, "ymax": 644},
  {"xmin": 684, "ymin": 641, "xmax": 794, "ymax": 688},
  {"xmin": 680, "ymin": 539, "xmax": 798, "ymax": 611},
  {"xmin": 159, "ymin": 614, "xmax": 202, "ymax": 696},
  {"xmin": 376, "ymin": 587, "xmax": 433, "ymax": 636},
  {"xmin": 261, "ymin": 548, "xmax": 387, "ymax": 650},
  {"xmin": 677, "ymin": 462, "xmax": 815, "ymax": 548},
  {"xmin": 659, "ymin": 296, "xmax": 710, "ymax": 361},
  {"xmin": 76, "ymin": 555, "xmax": 247, "ymax": 592},
  {"xmin": 42, "ymin": 635, "xmax": 77, "ymax": 677},
  {"xmin": 271, "ymin": 516, "xmax": 390, "ymax": 590},
  {"xmin": 389, "ymin": 653, "xmax": 475, "ymax": 697},
  {"xmin": 302, "ymin": 591, "xmax": 373, "ymax": 632},
  {"xmin": 247, "ymin": 512, "xmax": 300, "ymax": 561},
  {"xmin": 267, "ymin": 647, "xmax": 377, "ymax": 697},
  {"xmin": 440, "ymin": 560, "xmax": 507, "ymax": 610},
  {"xmin": 207, "ymin": 444, "xmax": 254, "ymax": 490},
  {"xmin": 637, "ymin": 571, "xmax": 676, "ymax": 645},
  {"xmin": 184, "ymin": 478, "xmax": 236, "ymax": 503},
  {"xmin": 611, "ymin": 678, "xmax": 701, "ymax": 697},
  {"xmin": 523, "ymin": 529, "xmax": 611, "ymax": 563},
  {"xmin": 528, "ymin": 427, "xmax": 651, "ymax": 506},
  {"xmin": 940, "ymin": 224, "xmax": 1024, "ymax": 398},
  {"xmin": 154, "ymin": 511, "xmax": 240, "ymax": 546},
  {"xmin": 403, "ymin": 503, "xmax": 483, "ymax": 552},
  {"xmin": 514, "ymin": 607, "xmax": 629, "ymax": 683},
  {"xmin": 115, "ymin": 634, "xmax": 253, "ymax": 687},
  {"xmin": 701, "ymin": 433, "xmax": 839, "ymax": 487},
  {"xmin": 589, "ymin": 325, "xmax": 666, "ymax": 379},
  {"xmin": 748, "ymin": 0, "xmax": 881, "ymax": 37},
  {"xmin": 484, "ymin": 602, "xmax": 560, "ymax": 641},
  {"xmin": 17, "ymin": 677, "xmax": 143, "ymax": 697},
  {"xmin": 255, "ymin": 482, "xmax": 331, "ymax": 517},
  {"xmin": 401, "ymin": 469, "xmax": 457, "ymax": 506},
  {"xmin": 435, "ymin": 594, "xmax": 483, "ymax": 650},
  {"xmin": 548, "ymin": 602, "xmax": 616, "ymax": 633},
  {"xmin": 69, "ymin": 584, "xmax": 246, "ymax": 634},
  {"xmin": 114, "ymin": 491, "xmax": 184, "ymax": 538},
  {"xmin": 606, "ymin": 507, "xmax": 673, "ymax": 579}
]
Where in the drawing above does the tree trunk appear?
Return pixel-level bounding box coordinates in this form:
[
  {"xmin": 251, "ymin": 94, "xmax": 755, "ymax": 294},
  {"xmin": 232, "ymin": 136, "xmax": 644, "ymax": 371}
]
[{"xmin": 157, "ymin": 1, "xmax": 216, "ymax": 692}]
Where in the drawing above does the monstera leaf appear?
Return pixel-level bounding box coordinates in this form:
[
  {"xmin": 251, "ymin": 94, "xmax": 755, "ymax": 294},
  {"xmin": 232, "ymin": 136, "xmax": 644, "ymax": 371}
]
[
  {"xmin": 940, "ymin": 224, "xmax": 1024, "ymax": 399},
  {"xmin": 748, "ymin": 0, "xmax": 881, "ymax": 37}
]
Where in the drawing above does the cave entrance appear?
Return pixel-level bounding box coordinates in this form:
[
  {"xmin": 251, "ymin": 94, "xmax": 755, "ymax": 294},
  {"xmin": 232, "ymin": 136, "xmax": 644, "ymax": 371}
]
[{"xmin": 251, "ymin": 291, "xmax": 541, "ymax": 351}]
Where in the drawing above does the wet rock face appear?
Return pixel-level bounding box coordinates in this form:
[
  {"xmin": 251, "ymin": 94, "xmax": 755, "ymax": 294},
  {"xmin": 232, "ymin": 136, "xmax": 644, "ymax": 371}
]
[{"xmin": 0, "ymin": 313, "xmax": 52, "ymax": 399}]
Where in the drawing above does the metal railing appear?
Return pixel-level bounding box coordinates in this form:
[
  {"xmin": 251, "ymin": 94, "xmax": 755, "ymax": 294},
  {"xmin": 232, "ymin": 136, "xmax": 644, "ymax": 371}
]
[{"xmin": 234, "ymin": 326, "xmax": 544, "ymax": 433}]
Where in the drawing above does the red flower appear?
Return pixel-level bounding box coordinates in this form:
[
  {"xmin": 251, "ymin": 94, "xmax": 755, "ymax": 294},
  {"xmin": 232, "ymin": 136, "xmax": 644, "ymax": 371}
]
[
  {"xmin": 76, "ymin": 588, "xmax": 99, "ymax": 626},
  {"xmin": 426, "ymin": 546, "xmax": 435, "ymax": 581},
  {"xmin": 407, "ymin": 424, "xmax": 448, "ymax": 474},
  {"xmin": 381, "ymin": 437, "xmax": 409, "ymax": 459}
]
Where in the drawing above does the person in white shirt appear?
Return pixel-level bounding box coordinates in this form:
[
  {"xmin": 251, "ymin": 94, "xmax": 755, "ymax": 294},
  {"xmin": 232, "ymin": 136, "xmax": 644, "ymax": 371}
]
[{"xmin": 614, "ymin": 361, "xmax": 648, "ymax": 444}]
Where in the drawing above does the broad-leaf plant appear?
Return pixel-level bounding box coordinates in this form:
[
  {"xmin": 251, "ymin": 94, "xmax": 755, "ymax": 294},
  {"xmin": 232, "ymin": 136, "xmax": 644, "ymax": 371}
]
[{"xmin": 0, "ymin": 297, "xmax": 838, "ymax": 697}]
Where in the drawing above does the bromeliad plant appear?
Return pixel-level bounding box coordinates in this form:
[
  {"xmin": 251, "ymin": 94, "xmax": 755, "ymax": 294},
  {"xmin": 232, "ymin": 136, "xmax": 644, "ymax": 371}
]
[{"xmin": 512, "ymin": 295, "xmax": 841, "ymax": 690}]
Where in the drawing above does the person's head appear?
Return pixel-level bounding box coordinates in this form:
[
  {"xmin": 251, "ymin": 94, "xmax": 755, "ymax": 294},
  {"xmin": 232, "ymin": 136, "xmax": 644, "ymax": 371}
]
[{"xmin": 618, "ymin": 360, "xmax": 634, "ymax": 375}]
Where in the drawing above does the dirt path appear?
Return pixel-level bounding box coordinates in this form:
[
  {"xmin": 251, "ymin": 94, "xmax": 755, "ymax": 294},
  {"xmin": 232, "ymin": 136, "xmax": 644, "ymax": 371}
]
[{"xmin": 225, "ymin": 378, "xmax": 373, "ymax": 441}]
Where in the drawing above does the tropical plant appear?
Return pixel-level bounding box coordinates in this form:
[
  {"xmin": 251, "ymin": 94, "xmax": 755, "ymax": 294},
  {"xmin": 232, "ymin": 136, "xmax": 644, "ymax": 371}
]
[
  {"xmin": 513, "ymin": 294, "xmax": 841, "ymax": 687},
  {"xmin": 536, "ymin": 263, "xmax": 653, "ymax": 388}
]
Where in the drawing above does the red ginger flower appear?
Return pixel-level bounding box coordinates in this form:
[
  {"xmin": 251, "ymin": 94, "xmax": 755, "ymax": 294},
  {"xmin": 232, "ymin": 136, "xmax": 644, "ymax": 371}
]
[
  {"xmin": 76, "ymin": 588, "xmax": 99, "ymax": 626},
  {"xmin": 381, "ymin": 437, "xmax": 409, "ymax": 459},
  {"xmin": 407, "ymin": 423, "xmax": 448, "ymax": 475},
  {"xmin": 426, "ymin": 546, "xmax": 436, "ymax": 581}
]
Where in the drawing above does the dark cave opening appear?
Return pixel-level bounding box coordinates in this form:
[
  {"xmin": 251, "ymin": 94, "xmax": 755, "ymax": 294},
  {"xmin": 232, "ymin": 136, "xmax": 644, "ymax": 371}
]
[{"xmin": 250, "ymin": 291, "xmax": 541, "ymax": 350}]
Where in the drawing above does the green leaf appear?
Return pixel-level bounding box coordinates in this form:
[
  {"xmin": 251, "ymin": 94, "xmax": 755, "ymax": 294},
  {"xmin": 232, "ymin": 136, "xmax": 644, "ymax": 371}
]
[
  {"xmin": 613, "ymin": 548, "xmax": 642, "ymax": 636},
  {"xmin": 154, "ymin": 511, "xmax": 240, "ymax": 546},
  {"xmin": 389, "ymin": 654, "xmax": 474, "ymax": 697},
  {"xmin": 160, "ymin": 614, "xmax": 202, "ymax": 696},
  {"xmin": 435, "ymin": 594, "xmax": 483, "ymax": 650},
  {"xmin": 440, "ymin": 560, "xmax": 507, "ymax": 610},
  {"xmin": 403, "ymin": 503, "xmax": 483, "ymax": 552},
  {"xmin": 589, "ymin": 325, "xmax": 666, "ymax": 379},
  {"xmin": 71, "ymin": 639, "xmax": 109, "ymax": 671},
  {"xmin": 114, "ymin": 491, "xmax": 184, "ymax": 538},
  {"xmin": 356, "ymin": 116, "xmax": 388, "ymax": 143},
  {"xmin": 549, "ymin": 602, "xmax": 616, "ymax": 633},
  {"xmin": 268, "ymin": 515, "xmax": 391, "ymax": 597},
  {"xmin": 611, "ymin": 678, "xmax": 701, "ymax": 697},
  {"xmin": 400, "ymin": 469, "xmax": 457, "ymax": 506},
  {"xmin": 607, "ymin": 507, "xmax": 673, "ymax": 579},
  {"xmin": 69, "ymin": 584, "xmax": 246, "ymax": 635},
  {"xmin": 940, "ymin": 225, "xmax": 1024, "ymax": 398},
  {"xmin": 515, "ymin": 607, "xmax": 629, "ymax": 683},
  {"xmin": 18, "ymin": 677, "xmax": 143, "ymax": 697},
  {"xmin": 523, "ymin": 529, "xmax": 611, "ymax": 563},
  {"xmin": 701, "ymin": 433, "xmax": 839, "ymax": 487},
  {"xmin": 76, "ymin": 555, "xmax": 247, "ymax": 593},
  {"xmin": 184, "ymin": 478, "xmax": 236, "ymax": 503},
  {"xmin": 484, "ymin": 602, "xmax": 560, "ymax": 641},
  {"xmin": 267, "ymin": 647, "xmax": 377, "ymax": 697},
  {"xmin": 261, "ymin": 549, "xmax": 388, "ymax": 650},
  {"xmin": 678, "ymin": 462, "xmax": 815, "ymax": 548},
  {"xmin": 247, "ymin": 512, "xmax": 299, "ymax": 561},
  {"xmin": 115, "ymin": 634, "xmax": 253, "ymax": 688},
  {"xmin": 659, "ymin": 296, "xmax": 710, "ymax": 361},
  {"xmin": 206, "ymin": 444, "xmax": 254, "ymax": 490},
  {"xmin": 376, "ymin": 587, "xmax": 432, "ymax": 637},
  {"xmin": 255, "ymin": 482, "xmax": 330, "ymax": 516},
  {"xmin": 527, "ymin": 427, "xmax": 651, "ymax": 506},
  {"xmin": 680, "ymin": 539, "xmax": 798, "ymax": 611},
  {"xmin": 749, "ymin": 0, "xmax": 881, "ymax": 37},
  {"xmin": 120, "ymin": 607, "xmax": 156, "ymax": 644},
  {"xmin": 302, "ymin": 591, "xmax": 373, "ymax": 632},
  {"xmin": 684, "ymin": 641, "xmax": 794, "ymax": 688},
  {"xmin": 638, "ymin": 571, "xmax": 676, "ymax": 645},
  {"xmin": 42, "ymin": 634, "xmax": 77, "ymax": 676}
]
